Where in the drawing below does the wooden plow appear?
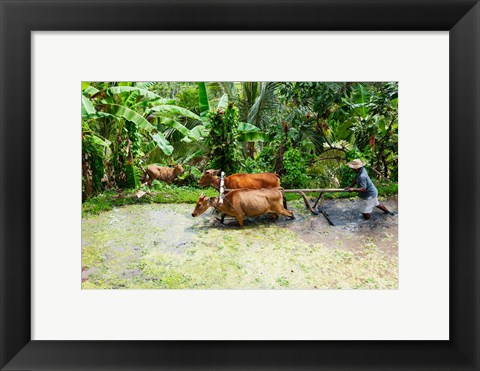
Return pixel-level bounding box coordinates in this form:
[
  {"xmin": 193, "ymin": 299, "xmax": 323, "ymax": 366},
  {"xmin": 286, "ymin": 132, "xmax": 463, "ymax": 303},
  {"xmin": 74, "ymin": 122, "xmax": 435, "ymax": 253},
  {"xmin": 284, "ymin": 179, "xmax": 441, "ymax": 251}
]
[
  {"xmin": 282, "ymin": 188, "xmax": 346, "ymax": 225},
  {"xmin": 282, "ymin": 189, "xmax": 346, "ymax": 213}
]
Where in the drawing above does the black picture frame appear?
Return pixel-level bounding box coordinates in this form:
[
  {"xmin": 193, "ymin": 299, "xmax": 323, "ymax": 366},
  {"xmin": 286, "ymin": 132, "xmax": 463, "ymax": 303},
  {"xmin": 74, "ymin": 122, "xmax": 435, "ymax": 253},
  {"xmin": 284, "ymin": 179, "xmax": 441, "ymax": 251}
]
[{"xmin": 1, "ymin": 1, "xmax": 479, "ymax": 370}]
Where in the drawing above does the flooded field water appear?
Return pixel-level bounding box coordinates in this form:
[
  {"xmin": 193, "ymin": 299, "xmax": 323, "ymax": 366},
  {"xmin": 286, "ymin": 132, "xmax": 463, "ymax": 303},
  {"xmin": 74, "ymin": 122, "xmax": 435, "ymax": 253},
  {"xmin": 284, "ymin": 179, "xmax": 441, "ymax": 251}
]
[{"xmin": 82, "ymin": 196, "xmax": 398, "ymax": 289}]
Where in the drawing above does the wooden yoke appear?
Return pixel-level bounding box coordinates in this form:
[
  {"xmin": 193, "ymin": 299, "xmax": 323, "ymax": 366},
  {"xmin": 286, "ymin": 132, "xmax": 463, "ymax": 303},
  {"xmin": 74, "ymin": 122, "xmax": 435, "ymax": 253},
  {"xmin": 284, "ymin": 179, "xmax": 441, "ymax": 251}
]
[{"xmin": 219, "ymin": 171, "xmax": 225, "ymax": 204}]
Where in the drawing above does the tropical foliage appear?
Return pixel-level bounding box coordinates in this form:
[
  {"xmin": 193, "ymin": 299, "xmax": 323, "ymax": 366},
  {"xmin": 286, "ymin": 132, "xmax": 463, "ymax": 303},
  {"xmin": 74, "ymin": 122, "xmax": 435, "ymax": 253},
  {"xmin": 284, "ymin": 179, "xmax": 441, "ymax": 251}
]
[{"xmin": 82, "ymin": 81, "xmax": 398, "ymax": 200}]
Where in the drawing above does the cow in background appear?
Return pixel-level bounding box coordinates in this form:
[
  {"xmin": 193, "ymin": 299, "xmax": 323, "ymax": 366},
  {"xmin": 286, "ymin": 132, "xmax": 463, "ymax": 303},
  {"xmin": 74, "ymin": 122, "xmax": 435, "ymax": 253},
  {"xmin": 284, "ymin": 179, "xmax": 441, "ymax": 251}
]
[{"xmin": 144, "ymin": 163, "xmax": 184, "ymax": 186}]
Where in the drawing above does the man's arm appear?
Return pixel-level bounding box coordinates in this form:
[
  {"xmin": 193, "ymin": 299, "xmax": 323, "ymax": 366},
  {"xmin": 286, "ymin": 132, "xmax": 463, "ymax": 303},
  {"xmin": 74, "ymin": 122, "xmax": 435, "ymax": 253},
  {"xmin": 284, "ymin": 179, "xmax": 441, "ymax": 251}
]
[
  {"xmin": 348, "ymin": 187, "xmax": 367, "ymax": 193},
  {"xmin": 349, "ymin": 175, "xmax": 367, "ymax": 193}
]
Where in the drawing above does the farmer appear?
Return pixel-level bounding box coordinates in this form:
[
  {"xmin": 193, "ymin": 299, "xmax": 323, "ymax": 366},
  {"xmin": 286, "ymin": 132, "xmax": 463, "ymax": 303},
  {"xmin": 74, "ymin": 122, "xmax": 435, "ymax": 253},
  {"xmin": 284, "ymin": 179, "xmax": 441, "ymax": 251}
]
[{"xmin": 345, "ymin": 159, "xmax": 391, "ymax": 220}]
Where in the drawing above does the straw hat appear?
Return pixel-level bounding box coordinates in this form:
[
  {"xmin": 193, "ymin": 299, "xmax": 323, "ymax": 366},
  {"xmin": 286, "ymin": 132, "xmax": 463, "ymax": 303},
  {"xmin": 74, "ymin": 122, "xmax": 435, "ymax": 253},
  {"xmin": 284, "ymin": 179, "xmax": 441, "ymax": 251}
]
[{"xmin": 347, "ymin": 159, "xmax": 365, "ymax": 169}]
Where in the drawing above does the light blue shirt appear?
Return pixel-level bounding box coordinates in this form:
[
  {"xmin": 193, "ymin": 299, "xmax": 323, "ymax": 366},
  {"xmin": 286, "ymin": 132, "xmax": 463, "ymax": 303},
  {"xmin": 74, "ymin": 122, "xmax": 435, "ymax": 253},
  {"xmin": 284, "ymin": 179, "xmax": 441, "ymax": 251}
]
[{"xmin": 356, "ymin": 167, "xmax": 378, "ymax": 200}]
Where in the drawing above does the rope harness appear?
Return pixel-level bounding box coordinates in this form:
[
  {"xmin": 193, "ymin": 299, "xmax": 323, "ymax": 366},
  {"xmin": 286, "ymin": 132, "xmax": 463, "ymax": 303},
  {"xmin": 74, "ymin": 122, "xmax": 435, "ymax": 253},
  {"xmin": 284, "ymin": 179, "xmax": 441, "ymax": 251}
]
[
  {"xmin": 218, "ymin": 171, "xmax": 225, "ymax": 204},
  {"xmin": 210, "ymin": 171, "xmax": 237, "ymax": 217}
]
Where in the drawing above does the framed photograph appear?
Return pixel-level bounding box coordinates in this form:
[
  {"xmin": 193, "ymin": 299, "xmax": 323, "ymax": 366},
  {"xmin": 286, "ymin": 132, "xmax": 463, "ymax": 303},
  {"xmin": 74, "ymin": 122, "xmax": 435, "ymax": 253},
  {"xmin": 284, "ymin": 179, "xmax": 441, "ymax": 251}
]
[
  {"xmin": 80, "ymin": 79, "xmax": 400, "ymax": 291},
  {"xmin": 1, "ymin": 0, "xmax": 479, "ymax": 370}
]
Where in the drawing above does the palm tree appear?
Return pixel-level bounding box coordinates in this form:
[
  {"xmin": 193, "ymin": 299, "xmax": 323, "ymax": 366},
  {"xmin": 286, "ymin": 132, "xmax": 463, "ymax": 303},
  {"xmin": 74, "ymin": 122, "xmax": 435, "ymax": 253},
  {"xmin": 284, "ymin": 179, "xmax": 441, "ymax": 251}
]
[{"xmin": 220, "ymin": 82, "xmax": 280, "ymax": 158}]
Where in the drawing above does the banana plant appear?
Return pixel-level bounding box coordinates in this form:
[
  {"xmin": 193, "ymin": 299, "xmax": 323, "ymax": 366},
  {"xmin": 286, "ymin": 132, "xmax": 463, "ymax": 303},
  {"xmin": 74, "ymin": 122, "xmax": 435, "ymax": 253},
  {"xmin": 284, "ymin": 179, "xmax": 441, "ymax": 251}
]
[
  {"xmin": 197, "ymin": 82, "xmax": 269, "ymax": 143},
  {"xmin": 82, "ymin": 82, "xmax": 208, "ymax": 190},
  {"xmin": 82, "ymin": 83, "xmax": 202, "ymax": 155}
]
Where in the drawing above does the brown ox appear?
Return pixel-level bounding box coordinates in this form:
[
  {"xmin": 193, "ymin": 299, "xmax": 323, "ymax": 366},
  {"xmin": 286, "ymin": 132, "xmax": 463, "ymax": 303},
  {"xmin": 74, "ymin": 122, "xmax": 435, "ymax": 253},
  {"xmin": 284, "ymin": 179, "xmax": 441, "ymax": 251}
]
[
  {"xmin": 198, "ymin": 169, "xmax": 280, "ymax": 190},
  {"xmin": 145, "ymin": 163, "xmax": 183, "ymax": 186},
  {"xmin": 191, "ymin": 188, "xmax": 294, "ymax": 227}
]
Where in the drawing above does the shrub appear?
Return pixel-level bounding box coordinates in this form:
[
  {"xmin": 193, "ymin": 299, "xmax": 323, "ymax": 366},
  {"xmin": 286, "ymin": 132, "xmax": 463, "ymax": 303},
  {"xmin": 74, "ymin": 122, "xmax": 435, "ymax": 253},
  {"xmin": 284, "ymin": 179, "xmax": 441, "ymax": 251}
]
[
  {"xmin": 281, "ymin": 148, "xmax": 308, "ymax": 188},
  {"xmin": 205, "ymin": 103, "xmax": 242, "ymax": 175},
  {"xmin": 242, "ymin": 157, "xmax": 263, "ymax": 173},
  {"xmin": 255, "ymin": 143, "xmax": 278, "ymax": 172}
]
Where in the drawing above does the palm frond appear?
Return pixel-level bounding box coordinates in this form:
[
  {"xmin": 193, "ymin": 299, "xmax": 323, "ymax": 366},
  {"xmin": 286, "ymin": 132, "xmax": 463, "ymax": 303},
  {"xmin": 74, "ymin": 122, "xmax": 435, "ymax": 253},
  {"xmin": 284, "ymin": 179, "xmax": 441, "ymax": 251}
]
[
  {"xmin": 219, "ymin": 82, "xmax": 237, "ymax": 100},
  {"xmin": 247, "ymin": 82, "xmax": 280, "ymax": 129}
]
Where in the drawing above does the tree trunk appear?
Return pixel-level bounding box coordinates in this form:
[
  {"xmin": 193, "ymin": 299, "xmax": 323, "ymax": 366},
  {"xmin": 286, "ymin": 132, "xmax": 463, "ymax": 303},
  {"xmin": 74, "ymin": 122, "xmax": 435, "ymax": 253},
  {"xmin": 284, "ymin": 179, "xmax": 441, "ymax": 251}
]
[
  {"xmin": 275, "ymin": 145, "xmax": 286, "ymax": 175},
  {"xmin": 246, "ymin": 142, "xmax": 255, "ymax": 158},
  {"xmin": 382, "ymin": 156, "xmax": 389, "ymax": 180},
  {"xmin": 82, "ymin": 155, "xmax": 93, "ymax": 199}
]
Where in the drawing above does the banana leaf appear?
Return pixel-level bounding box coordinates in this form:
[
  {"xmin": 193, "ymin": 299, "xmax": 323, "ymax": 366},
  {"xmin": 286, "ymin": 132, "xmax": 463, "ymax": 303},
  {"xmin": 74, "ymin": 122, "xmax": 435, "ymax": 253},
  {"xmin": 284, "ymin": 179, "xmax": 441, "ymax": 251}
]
[
  {"xmin": 90, "ymin": 134, "xmax": 111, "ymax": 149},
  {"xmin": 188, "ymin": 125, "xmax": 210, "ymax": 140},
  {"xmin": 108, "ymin": 86, "xmax": 160, "ymax": 101},
  {"xmin": 148, "ymin": 105, "xmax": 201, "ymax": 121},
  {"xmin": 237, "ymin": 122, "xmax": 262, "ymax": 133},
  {"xmin": 237, "ymin": 122, "xmax": 270, "ymax": 142},
  {"xmin": 335, "ymin": 120, "xmax": 354, "ymax": 141},
  {"xmin": 352, "ymin": 84, "xmax": 371, "ymax": 118},
  {"xmin": 84, "ymin": 106, "xmax": 174, "ymax": 156},
  {"xmin": 151, "ymin": 133, "xmax": 174, "ymax": 155},
  {"xmin": 82, "ymin": 85, "xmax": 100, "ymax": 97},
  {"xmin": 125, "ymin": 163, "xmax": 141, "ymax": 189},
  {"xmin": 160, "ymin": 118, "xmax": 192, "ymax": 138},
  {"xmin": 216, "ymin": 94, "xmax": 229, "ymax": 110},
  {"xmin": 197, "ymin": 82, "xmax": 210, "ymax": 115},
  {"xmin": 133, "ymin": 98, "xmax": 176, "ymax": 108},
  {"xmin": 82, "ymin": 95, "xmax": 96, "ymax": 116},
  {"xmin": 106, "ymin": 104, "xmax": 156, "ymax": 131},
  {"xmin": 189, "ymin": 166, "xmax": 203, "ymax": 178}
]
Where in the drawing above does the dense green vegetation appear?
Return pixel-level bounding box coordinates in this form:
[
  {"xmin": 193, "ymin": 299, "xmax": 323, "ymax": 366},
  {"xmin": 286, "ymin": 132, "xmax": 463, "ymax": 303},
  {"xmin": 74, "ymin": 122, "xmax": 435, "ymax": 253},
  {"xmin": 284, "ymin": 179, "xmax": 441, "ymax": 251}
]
[{"xmin": 82, "ymin": 82, "xmax": 398, "ymax": 203}]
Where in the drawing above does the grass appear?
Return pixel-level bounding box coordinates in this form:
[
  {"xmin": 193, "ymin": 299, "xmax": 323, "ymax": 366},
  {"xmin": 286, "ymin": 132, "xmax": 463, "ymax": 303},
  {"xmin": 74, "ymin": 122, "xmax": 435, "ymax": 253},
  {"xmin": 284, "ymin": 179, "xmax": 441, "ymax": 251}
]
[
  {"xmin": 82, "ymin": 184, "xmax": 218, "ymax": 216},
  {"xmin": 83, "ymin": 182, "xmax": 398, "ymax": 216}
]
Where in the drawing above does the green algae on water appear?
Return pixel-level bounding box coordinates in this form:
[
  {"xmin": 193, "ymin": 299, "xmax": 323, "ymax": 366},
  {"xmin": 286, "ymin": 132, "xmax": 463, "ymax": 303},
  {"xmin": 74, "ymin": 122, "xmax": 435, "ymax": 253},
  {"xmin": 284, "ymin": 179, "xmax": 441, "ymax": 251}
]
[{"xmin": 82, "ymin": 200, "xmax": 398, "ymax": 290}]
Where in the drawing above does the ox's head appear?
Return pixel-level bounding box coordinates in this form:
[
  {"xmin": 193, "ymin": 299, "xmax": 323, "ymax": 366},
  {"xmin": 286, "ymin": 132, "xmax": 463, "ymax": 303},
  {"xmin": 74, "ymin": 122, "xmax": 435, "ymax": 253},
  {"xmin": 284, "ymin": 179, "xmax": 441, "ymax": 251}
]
[
  {"xmin": 198, "ymin": 169, "xmax": 221, "ymax": 187},
  {"xmin": 191, "ymin": 195, "xmax": 219, "ymax": 217},
  {"xmin": 173, "ymin": 163, "xmax": 184, "ymax": 176}
]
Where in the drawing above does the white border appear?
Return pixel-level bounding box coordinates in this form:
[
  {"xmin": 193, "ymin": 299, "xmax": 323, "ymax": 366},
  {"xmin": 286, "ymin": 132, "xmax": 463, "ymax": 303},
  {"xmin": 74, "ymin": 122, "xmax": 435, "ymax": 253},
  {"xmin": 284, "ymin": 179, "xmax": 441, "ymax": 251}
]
[{"xmin": 32, "ymin": 32, "xmax": 449, "ymax": 340}]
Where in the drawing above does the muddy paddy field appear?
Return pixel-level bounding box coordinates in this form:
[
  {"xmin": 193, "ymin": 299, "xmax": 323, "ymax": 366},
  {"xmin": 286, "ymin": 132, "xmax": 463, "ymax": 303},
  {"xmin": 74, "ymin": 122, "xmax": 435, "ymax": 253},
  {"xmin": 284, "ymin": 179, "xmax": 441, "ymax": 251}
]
[{"xmin": 82, "ymin": 196, "xmax": 398, "ymax": 289}]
